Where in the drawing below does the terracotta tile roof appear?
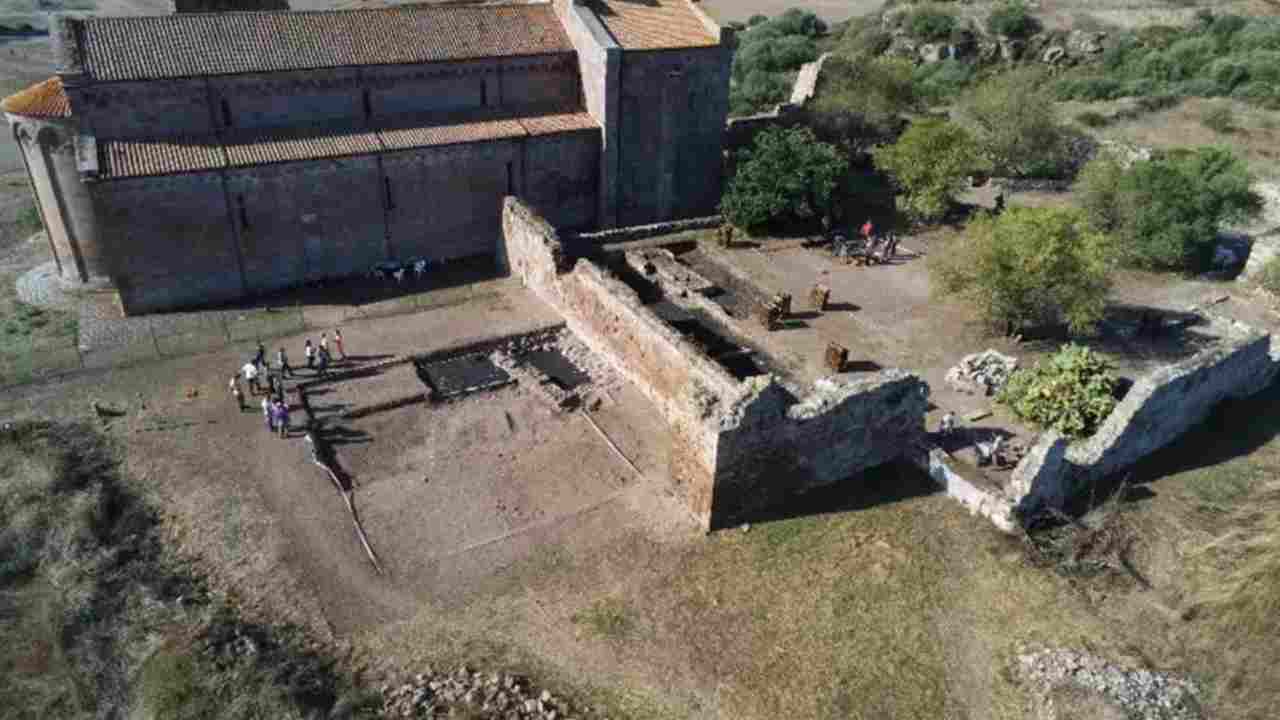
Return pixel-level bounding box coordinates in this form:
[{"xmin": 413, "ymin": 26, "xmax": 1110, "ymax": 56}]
[
  {"xmin": 95, "ymin": 109, "xmax": 599, "ymax": 178},
  {"xmin": 1, "ymin": 76, "xmax": 71, "ymax": 119},
  {"xmin": 99, "ymin": 136, "xmax": 226, "ymax": 179},
  {"xmin": 379, "ymin": 116, "xmax": 527, "ymax": 150},
  {"xmin": 76, "ymin": 4, "xmax": 573, "ymax": 82},
  {"xmin": 519, "ymin": 111, "xmax": 598, "ymax": 136},
  {"xmin": 223, "ymin": 125, "xmax": 383, "ymax": 167},
  {"xmin": 587, "ymin": 0, "xmax": 719, "ymax": 50}
]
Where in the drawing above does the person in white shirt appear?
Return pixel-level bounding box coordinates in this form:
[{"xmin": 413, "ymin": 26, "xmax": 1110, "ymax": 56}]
[{"xmin": 242, "ymin": 361, "xmax": 260, "ymax": 395}]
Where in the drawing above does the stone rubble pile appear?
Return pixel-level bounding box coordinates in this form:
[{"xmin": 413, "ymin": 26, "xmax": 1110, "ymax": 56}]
[
  {"xmin": 1017, "ymin": 648, "xmax": 1202, "ymax": 720},
  {"xmin": 382, "ymin": 666, "xmax": 588, "ymax": 720},
  {"xmin": 945, "ymin": 350, "xmax": 1019, "ymax": 396}
]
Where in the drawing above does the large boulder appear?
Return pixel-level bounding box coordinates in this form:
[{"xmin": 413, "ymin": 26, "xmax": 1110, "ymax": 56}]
[
  {"xmin": 887, "ymin": 34, "xmax": 920, "ymax": 60},
  {"xmin": 999, "ymin": 39, "xmax": 1025, "ymax": 61}
]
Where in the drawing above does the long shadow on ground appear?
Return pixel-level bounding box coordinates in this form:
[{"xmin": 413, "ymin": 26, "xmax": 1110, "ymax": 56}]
[{"xmin": 733, "ymin": 461, "xmax": 938, "ymax": 528}]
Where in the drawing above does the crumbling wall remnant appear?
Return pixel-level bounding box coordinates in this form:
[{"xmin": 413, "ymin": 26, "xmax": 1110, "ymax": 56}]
[
  {"xmin": 501, "ymin": 196, "xmax": 929, "ymax": 528},
  {"xmin": 1010, "ymin": 319, "xmax": 1278, "ymax": 517}
]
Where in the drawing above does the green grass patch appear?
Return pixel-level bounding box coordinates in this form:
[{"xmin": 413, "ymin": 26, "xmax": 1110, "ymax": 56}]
[
  {"xmin": 572, "ymin": 597, "xmax": 634, "ymax": 642},
  {"xmin": 16, "ymin": 204, "xmax": 41, "ymax": 235}
]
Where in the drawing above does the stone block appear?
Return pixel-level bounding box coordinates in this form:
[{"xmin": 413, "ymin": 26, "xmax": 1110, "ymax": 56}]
[
  {"xmin": 809, "ymin": 283, "xmax": 830, "ymax": 311},
  {"xmin": 824, "ymin": 341, "xmax": 847, "ymax": 374}
]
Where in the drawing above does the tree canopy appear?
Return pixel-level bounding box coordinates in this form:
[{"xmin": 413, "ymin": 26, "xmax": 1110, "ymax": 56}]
[
  {"xmin": 929, "ymin": 206, "xmax": 1115, "ymax": 335},
  {"xmin": 1074, "ymin": 146, "xmax": 1260, "ymax": 271},
  {"xmin": 720, "ymin": 126, "xmax": 848, "ymax": 230},
  {"xmin": 872, "ymin": 118, "xmax": 986, "ymax": 220}
]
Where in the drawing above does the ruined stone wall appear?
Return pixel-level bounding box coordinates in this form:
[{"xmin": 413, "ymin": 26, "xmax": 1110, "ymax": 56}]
[
  {"xmin": 616, "ymin": 45, "xmax": 731, "ymax": 226},
  {"xmin": 1009, "ymin": 319, "xmax": 1279, "ymax": 515},
  {"xmin": 500, "ymin": 197, "xmax": 930, "ymax": 528},
  {"xmin": 710, "ymin": 372, "xmax": 928, "ymax": 526}
]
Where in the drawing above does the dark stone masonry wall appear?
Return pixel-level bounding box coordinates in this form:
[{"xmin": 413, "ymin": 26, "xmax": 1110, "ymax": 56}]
[
  {"xmin": 70, "ymin": 55, "xmax": 582, "ymax": 141},
  {"xmin": 616, "ymin": 46, "xmax": 731, "ymax": 226},
  {"xmin": 92, "ymin": 128, "xmax": 599, "ymax": 315}
]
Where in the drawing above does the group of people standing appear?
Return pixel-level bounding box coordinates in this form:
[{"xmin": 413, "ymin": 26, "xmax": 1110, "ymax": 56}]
[{"xmin": 228, "ymin": 329, "xmax": 348, "ymax": 438}]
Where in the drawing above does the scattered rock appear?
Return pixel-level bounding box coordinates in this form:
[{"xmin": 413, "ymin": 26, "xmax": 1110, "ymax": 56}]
[
  {"xmin": 1017, "ymin": 648, "xmax": 1202, "ymax": 720},
  {"xmin": 1066, "ymin": 29, "xmax": 1106, "ymax": 56},
  {"xmin": 946, "ymin": 350, "xmax": 1019, "ymax": 396},
  {"xmin": 1042, "ymin": 45, "xmax": 1066, "ymax": 65},
  {"xmin": 382, "ymin": 667, "xmax": 578, "ymax": 719}
]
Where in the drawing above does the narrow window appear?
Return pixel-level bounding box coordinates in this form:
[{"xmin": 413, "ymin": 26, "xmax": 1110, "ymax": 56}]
[
  {"xmin": 384, "ymin": 177, "xmax": 395, "ymax": 211},
  {"xmin": 505, "ymin": 161, "xmax": 513, "ymax": 195},
  {"xmin": 362, "ymin": 89, "xmax": 372, "ymax": 121},
  {"xmin": 237, "ymin": 195, "xmax": 249, "ymax": 231},
  {"xmin": 481, "ymin": 78, "xmax": 488, "ymax": 107},
  {"xmin": 221, "ymin": 99, "xmax": 233, "ymax": 128}
]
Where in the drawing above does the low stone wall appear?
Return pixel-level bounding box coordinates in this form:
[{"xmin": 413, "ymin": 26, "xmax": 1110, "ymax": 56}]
[
  {"xmin": 502, "ymin": 196, "xmax": 929, "ymax": 528},
  {"xmin": 568, "ymin": 215, "xmax": 722, "ymax": 246},
  {"xmin": 912, "ymin": 446, "xmax": 1018, "ymax": 533},
  {"xmin": 1009, "ymin": 316, "xmax": 1279, "ymax": 516}
]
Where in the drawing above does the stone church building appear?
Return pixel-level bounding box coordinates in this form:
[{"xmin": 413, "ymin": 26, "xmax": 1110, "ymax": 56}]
[{"xmin": 3, "ymin": 0, "xmax": 732, "ymax": 314}]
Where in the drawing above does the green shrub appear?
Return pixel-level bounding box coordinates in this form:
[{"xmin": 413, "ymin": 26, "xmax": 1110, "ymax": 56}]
[
  {"xmin": 16, "ymin": 204, "xmax": 41, "ymax": 234},
  {"xmin": 912, "ymin": 59, "xmax": 976, "ymax": 103},
  {"xmin": 998, "ymin": 344, "xmax": 1119, "ymax": 438},
  {"xmin": 906, "ymin": 5, "xmax": 956, "ymax": 42},
  {"xmin": 748, "ymin": 13, "xmax": 768, "ymax": 27},
  {"xmin": 958, "ymin": 68, "xmax": 1071, "ymax": 177},
  {"xmin": 1074, "ymin": 146, "xmax": 1261, "ymax": 271},
  {"xmin": 721, "ymin": 126, "xmax": 848, "ymax": 229},
  {"xmin": 1054, "ymin": 76, "xmax": 1125, "ymax": 101},
  {"xmin": 1076, "ymin": 111, "xmax": 1109, "ymax": 128},
  {"xmin": 872, "ymin": 117, "xmax": 987, "ymax": 220},
  {"xmin": 1258, "ymin": 256, "xmax": 1280, "ymax": 295},
  {"xmin": 1135, "ymin": 93, "xmax": 1181, "ymax": 112},
  {"xmin": 986, "ymin": 0, "xmax": 1039, "ymax": 39},
  {"xmin": 813, "ymin": 55, "xmax": 919, "ymax": 136},
  {"xmin": 929, "ymin": 207, "xmax": 1114, "ymax": 335},
  {"xmin": 730, "ymin": 70, "xmax": 791, "ymax": 115},
  {"xmin": 1202, "ymin": 105, "xmax": 1236, "ymax": 133}
]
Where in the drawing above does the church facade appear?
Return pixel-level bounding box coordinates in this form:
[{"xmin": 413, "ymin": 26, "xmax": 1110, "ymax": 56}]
[{"xmin": 3, "ymin": 0, "xmax": 732, "ymax": 314}]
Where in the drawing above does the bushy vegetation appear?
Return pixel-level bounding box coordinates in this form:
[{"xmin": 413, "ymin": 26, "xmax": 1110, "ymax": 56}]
[
  {"xmin": 721, "ymin": 126, "xmax": 848, "ymax": 230},
  {"xmin": 872, "ymin": 118, "xmax": 987, "ymax": 220},
  {"xmin": 1258, "ymin": 255, "xmax": 1280, "ymax": 295},
  {"xmin": 912, "ymin": 59, "xmax": 977, "ymax": 104},
  {"xmin": 985, "ymin": 0, "xmax": 1039, "ymax": 39},
  {"xmin": 904, "ymin": 4, "xmax": 956, "ymax": 42},
  {"xmin": 1201, "ymin": 104, "xmax": 1235, "ymax": 133},
  {"xmin": 930, "ymin": 207, "xmax": 1114, "ymax": 335},
  {"xmin": 0, "ymin": 422, "xmax": 375, "ymax": 720},
  {"xmin": 957, "ymin": 68, "xmax": 1075, "ymax": 177},
  {"xmin": 812, "ymin": 55, "xmax": 919, "ymax": 137},
  {"xmin": 17, "ymin": 203, "xmax": 42, "ymax": 234},
  {"xmin": 1053, "ymin": 13, "xmax": 1280, "ymax": 108},
  {"xmin": 730, "ymin": 9, "xmax": 827, "ymax": 116},
  {"xmin": 999, "ymin": 344, "xmax": 1119, "ymax": 438},
  {"xmin": 1074, "ymin": 146, "xmax": 1261, "ymax": 272},
  {"xmin": 1076, "ymin": 110, "xmax": 1109, "ymax": 128}
]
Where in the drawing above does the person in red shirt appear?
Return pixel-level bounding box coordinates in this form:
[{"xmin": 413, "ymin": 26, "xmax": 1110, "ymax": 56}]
[{"xmin": 861, "ymin": 219, "xmax": 874, "ymax": 239}]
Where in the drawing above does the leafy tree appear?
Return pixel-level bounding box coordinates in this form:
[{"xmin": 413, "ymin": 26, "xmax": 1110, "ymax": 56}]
[
  {"xmin": 998, "ymin": 344, "xmax": 1119, "ymax": 438},
  {"xmin": 720, "ymin": 126, "xmax": 848, "ymax": 230},
  {"xmin": 748, "ymin": 14, "xmax": 768, "ymax": 27},
  {"xmin": 1074, "ymin": 147, "xmax": 1261, "ymax": 271},
  {"xmin": 986, "ymin": 0, "xmax": 1040, "ymax": 38},
  {"xmin": 957, "ymin": 68, "xmax": 1070, "ymax": 177},
  {"xmin": 813, "ymin": 56, "xmax": 919, "ymax": 137},
  {"xmin": 929, "ymin": 207, "xmax": 1114, "ymax": 335},
  {"xmin": 730, "ymin": 70, "xmax": 791, "ymax": 116},
  {"xmin": 872, "ymin": 118, "xmax": 986, "ymax": 220}
]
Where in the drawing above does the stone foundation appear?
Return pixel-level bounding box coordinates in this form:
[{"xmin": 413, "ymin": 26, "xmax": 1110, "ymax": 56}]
[{"xmin": 502, "ymin": 196, "xmax": 928, "ymax": 528}]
